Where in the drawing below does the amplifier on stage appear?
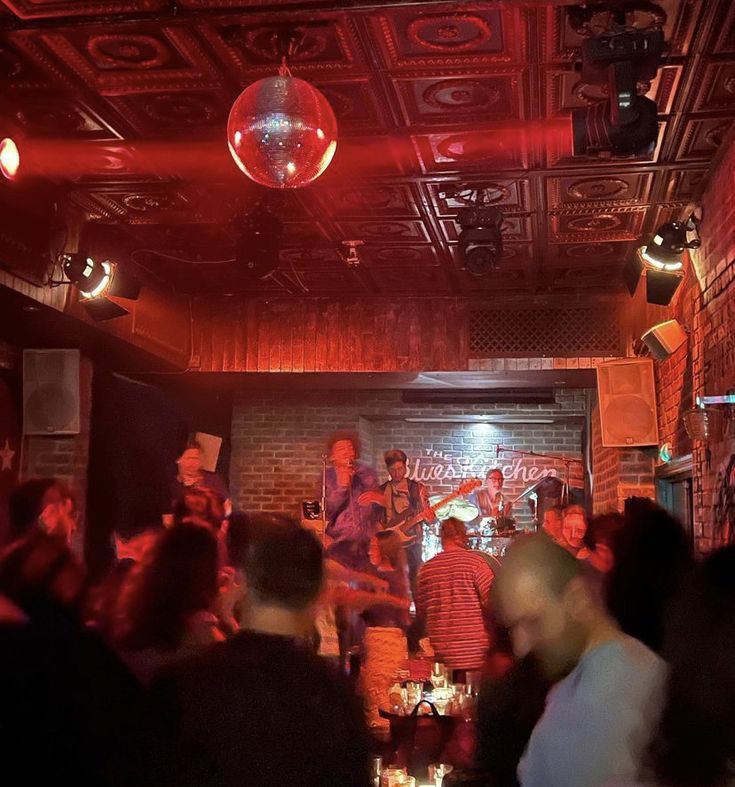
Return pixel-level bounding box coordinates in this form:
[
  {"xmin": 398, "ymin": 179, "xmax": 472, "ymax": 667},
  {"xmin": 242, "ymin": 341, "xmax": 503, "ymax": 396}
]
[
  {"xmin": 301, "ymin": 500, "xmax": 326, "ymax": 541},
  {"xmin": 302, "ymin": 500, "xmax": 322, "ymax": 520}
]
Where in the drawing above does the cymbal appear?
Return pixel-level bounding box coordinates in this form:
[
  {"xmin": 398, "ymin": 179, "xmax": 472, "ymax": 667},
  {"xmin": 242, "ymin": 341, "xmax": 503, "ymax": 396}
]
[{"xmin": 429, "ymin": 495, "xmax": 479, "ymax": 522}]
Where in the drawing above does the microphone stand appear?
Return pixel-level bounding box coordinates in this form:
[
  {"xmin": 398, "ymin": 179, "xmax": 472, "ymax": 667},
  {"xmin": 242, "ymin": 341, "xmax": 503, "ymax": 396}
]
[
  {"xmin": 320, "ymin": 454, "xmax": 328, "ymax": 547},
  {"xmin": 496, "ymin": 446, "xmax": 583, "ymax": 509}
]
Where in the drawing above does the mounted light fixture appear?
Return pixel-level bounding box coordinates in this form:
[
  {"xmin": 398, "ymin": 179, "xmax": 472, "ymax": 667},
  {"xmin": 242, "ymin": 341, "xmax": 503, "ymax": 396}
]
[
  {"xmin": 457, "ymin": 206, "xmax": 504, "ymax": 276},
  {"xmin": 639, "ymin": 217, "xmax": 701, "ymax": 270},
  {"xmin": 341, "ymin": 240, "xmax": 364, "ymax": 268},
  {"xmin": 571, "ymin": 27, "xmax": 664, "ymax": 157},
  {"xmin": 0, "ymin": 137, "xmax": 20, "ymax": 180},
  {"xmin": 624, "ymin": 214, "xmax": 700, "ymax": 305},
  {"xmin": 61, "ymin": 252, "xmax": 141, "ymax": 321},
  {"xmin": 62, "ymin": 253, "xmax": 113, "ymax": 298}
]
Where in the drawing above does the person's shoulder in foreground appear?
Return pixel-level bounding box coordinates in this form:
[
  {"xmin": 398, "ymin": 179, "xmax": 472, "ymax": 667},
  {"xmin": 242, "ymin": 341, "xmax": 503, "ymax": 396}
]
[
  {"xmin": 143, "ymin": 513, "xmax": 371, "ymax": 787},
  {"xmin": 146, "ymin": 631, "xmax": 371, "ymax": 787}
]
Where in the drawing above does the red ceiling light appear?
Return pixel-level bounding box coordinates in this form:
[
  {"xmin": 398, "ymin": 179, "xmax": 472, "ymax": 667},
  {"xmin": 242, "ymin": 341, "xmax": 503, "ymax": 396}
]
[{"xmin": 0, "ymin": 138, "xmax": 20, "ymax": 180}]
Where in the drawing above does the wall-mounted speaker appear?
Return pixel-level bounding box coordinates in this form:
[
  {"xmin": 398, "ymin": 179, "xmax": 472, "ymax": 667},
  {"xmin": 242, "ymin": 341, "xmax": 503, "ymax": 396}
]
[
  {"xmin": 596, "ymin": 358, "xmax": 659, "ymax": 447},
  {"xmin": 641, "ymin": 320, "xmax": 688, "ymax": 360},
  {"xmin": 23, "ymin": 349, "xmax": 80, "ymax": 435}
]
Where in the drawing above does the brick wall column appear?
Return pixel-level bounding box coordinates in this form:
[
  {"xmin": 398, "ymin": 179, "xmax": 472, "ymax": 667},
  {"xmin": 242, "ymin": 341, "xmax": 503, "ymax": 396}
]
[
  {"xmin": 591, "ymin": 396, "xmax": 655, "ymax": 514},
  {"xmin": 20, "ymin": 355, "xmax": 92, "ymax": 552},
  {"xmin": 650, "ymin": 130, "xmax": 735, "ymax": 554}
]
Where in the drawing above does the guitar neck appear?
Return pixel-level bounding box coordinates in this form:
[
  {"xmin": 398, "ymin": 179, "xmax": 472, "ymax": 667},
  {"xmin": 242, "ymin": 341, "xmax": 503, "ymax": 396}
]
[{"xmin": 401, "ymin": 486, "xmax": 471, "ymax": 529}]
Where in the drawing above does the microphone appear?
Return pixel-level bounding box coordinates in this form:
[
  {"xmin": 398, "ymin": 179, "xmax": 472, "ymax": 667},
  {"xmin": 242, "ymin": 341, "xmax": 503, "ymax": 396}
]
[{"xmin": 495, "ymin": 444, "xmax": 499, "ymax": 458}]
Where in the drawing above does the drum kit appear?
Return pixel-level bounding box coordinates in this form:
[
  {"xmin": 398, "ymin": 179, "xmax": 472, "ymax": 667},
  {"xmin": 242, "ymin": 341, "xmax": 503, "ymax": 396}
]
[{"xmin": 422, "ymin": 477, "xmax": 552, "ymax": 562}]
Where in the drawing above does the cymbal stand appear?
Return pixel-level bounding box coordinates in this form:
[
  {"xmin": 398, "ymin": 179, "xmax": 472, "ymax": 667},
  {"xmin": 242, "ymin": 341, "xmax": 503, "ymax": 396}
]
[
  {"xmin": 497, "ymin": 446, "xmax": 582, "ymax": 509},
  {"xmin": 320, "ymin": 453, "xmax": 328, "ymax": 546}
]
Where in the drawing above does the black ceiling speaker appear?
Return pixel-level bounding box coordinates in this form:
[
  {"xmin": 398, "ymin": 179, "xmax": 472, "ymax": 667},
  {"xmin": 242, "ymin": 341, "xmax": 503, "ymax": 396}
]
[{"xmin": 234, "ymin": 207, "xmax": 281, "ymax": 279}]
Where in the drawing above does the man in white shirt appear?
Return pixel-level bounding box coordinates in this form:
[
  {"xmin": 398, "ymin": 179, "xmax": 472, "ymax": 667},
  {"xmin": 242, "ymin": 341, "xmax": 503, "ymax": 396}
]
[{"xmin": 494, "ymin": 535, "xmax": 666, "ymax": 787}]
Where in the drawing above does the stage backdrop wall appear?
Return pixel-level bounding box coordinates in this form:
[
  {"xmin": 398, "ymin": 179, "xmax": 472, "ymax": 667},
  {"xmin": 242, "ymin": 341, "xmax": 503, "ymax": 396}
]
[{"xmin": 230, "ymin": 388, "xmax": 586, "ymax": 530}]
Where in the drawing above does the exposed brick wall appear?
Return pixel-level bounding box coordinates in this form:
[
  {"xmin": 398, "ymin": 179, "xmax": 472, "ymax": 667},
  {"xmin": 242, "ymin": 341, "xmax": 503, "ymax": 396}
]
[
  {"xmin": 689, "ymin": 138, "xmax": 735, "ymax": 553},
  {"xmin": 648, "ymin": 136, "xmax": 735, "ymax": 554},
  {"xmin": 231, "ymin": 389, "xmax": 586, "ymax": 529},
  {"xmin": 590, "ymin": 395, "xmax": 655, "ymax": 514},
  {"xmin": 20, "ymin": 355, "xmax": 92, "ymax": 553},
  {"xmin": 617, "ymin": 449, "xmax": 656, "ymax": 508},
  {"xmin": 590, "ymin": 398, "xmax": 619, "ymax": 513}
]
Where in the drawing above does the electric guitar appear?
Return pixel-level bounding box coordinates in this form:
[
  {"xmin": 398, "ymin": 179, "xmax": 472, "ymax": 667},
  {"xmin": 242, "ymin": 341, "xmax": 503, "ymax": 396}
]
[{"xmin": 382, "ymin": 478, "xmax": 483, "ymax": 546}]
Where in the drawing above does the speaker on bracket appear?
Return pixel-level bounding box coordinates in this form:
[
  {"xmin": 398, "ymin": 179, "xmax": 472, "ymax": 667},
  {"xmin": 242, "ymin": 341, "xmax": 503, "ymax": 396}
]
[
  {"xmin": 596, "ymin": 358, "xmax": 659, "ymax": 447},
  {"xmin": 641, "ymin": 320, "xmax": 687, "ymax": 360},
  {"xmin": 23, "ymin": 349, "xmax": 81, "ymax": 435}
]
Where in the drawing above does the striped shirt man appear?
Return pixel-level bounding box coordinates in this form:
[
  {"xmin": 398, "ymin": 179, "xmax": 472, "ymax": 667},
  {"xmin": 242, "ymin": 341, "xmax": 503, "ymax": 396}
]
[{"xmin": 416, "ymin": 523, "xmax": 495, "ymax": 671}]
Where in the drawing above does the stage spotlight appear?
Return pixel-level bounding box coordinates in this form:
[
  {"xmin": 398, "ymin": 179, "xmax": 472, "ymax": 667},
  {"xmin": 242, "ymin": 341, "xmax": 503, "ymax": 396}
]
[
  {"xmin": 62, "ymin": 253, "xmax": 113, "ymax": 298},
  {"xmin": 624, "ymin": 215, "xmax": 699, "ymax": 305},
  {"xmin": 572, "ymin": 95, "xmax": 658, "ymax": 156},
  {"xmin": 0, "ymin": 137, "xmax": 20, "ymax": 180},
  {"xmin": 572, "ymin": 29, "xmax": 664, "ymax": 157},
  {"xmin": 639, "ymin": 218, "xmax": 700, "ymax": 270},
  {"xmin": 61, "ymin": 253, "xmax": 141, "ymax": 320},
  {"xmin": 623, "ymin": 252, "xmax": 684, "ymax": 306},
  {"xmin": 457, "ymin": 206, "xmax": 503, "ymax": 276}
]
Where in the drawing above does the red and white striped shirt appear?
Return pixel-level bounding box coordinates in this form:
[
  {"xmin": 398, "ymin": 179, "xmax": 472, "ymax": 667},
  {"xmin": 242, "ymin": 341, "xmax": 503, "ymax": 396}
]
[{"xmin": 416, "ymin": 548, "xmax": 494, "ymax": 670}]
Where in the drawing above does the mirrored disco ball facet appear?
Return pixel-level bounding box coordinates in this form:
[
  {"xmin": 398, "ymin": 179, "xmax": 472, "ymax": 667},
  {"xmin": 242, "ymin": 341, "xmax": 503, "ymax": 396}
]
[{"xmin": 227, "ymin": 75, "xmax": 338, "ymax": 189}]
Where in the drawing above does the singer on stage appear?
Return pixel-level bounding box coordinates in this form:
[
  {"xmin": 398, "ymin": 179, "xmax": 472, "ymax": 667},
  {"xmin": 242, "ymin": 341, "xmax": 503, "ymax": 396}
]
[{"xmin": 323, "ymin": 430, "xmax": 384, "ymax": 569}]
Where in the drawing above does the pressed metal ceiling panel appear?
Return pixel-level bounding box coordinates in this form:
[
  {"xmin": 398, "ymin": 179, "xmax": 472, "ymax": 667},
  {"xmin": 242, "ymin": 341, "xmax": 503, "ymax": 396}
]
[{"xmin": 0, "ymin": 0, "xmax": 733, "ymax": 299}]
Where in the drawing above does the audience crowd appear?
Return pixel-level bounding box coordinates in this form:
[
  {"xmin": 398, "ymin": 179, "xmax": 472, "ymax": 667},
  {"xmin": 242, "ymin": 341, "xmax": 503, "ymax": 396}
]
[{"xmin": 0, "ymin": 450, "xmax": 732, "ymax": 787}]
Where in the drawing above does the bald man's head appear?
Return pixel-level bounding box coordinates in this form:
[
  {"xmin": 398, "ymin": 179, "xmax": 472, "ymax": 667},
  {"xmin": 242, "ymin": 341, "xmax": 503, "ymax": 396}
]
[{"xmin": 495, "ymin": 534, "xmax": 601, "ymax": 677}]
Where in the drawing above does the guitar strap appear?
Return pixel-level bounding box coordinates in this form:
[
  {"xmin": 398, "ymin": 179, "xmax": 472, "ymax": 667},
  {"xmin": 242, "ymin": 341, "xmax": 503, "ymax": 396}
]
[{"xmin": 383, "ymin": 479, "xmax": 423, "ymax": 526}]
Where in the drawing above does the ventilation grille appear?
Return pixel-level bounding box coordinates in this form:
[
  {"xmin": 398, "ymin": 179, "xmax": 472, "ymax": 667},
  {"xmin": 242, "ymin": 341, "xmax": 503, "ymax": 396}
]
[{"xmin": 470, "ymin": 308, "xmax": 622, "ymax": 357}]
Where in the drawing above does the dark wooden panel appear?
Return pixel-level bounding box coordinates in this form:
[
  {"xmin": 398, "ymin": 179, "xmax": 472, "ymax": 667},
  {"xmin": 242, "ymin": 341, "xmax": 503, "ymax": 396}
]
[{"xmin": 193, "ymin": 298, "xmax": 471, "ymax": 372}]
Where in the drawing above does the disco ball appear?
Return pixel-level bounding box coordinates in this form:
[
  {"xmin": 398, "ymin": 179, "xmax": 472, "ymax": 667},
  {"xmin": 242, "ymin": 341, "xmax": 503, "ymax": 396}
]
[{"xmin": 227, "ymin": 75, "xmax": 338, "ymax": 189}]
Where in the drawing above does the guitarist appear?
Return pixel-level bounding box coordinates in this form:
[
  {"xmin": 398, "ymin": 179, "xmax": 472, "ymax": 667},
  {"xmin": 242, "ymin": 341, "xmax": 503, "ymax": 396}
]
[{"xmin": 380, "ymin": 449, "xmax": 435, "ymax": 595}]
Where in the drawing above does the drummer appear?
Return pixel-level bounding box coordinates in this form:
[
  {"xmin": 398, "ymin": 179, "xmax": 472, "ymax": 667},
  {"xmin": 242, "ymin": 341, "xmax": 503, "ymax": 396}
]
[
  {"xmin": 471, "ymin": 468, "xmax": 513, "ymax": 524},
  {"xmin": 424, "ymin": 493, "xmax": 479, "ymax": 562}
]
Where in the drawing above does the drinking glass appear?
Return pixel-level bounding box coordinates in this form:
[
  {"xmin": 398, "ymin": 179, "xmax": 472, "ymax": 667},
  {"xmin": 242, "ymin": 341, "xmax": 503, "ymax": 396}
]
[
  {"xmin": 428, "ymin": 763, "xmax": 454, "ymax": 786},
  {"xmin": 431, "ymin": 662, "xmax": 447, "ymax": 689},
  {"xmin": 370, "ymin": 756, "xmax": 382, "ymax": 787},
  {"xmin": 381, "ymin": 767, "xmax": 407, "ymax": 787}
]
